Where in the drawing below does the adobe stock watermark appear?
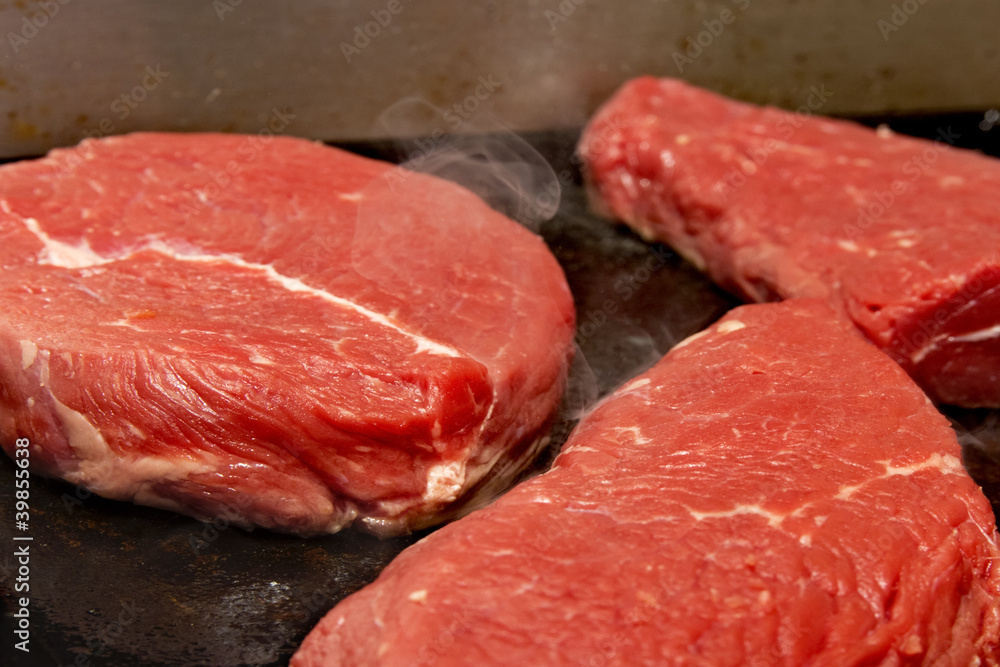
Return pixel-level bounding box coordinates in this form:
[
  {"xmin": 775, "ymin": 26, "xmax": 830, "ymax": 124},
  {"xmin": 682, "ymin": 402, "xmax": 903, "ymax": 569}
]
[
  {"xmin": 61, "ymin": 483, "xmax": 93, "ymax": 514},
  {"xmin": 187, "ymin": 493, "xmax": 255, "ymax": 555},
  {"xmin": 877, "ymin": 0, "xmax": 931, "ymax": 41},
  {"xmin": 79, "ymin": 65, "xmax": 170, "ymax": 142},
  {"xmin": 212, "ymin": 0, "xmax": 243, "ymax": 21},
  {"xmin": 441, "ymin": 75, "xmax": 502, "ymax": 130},
  {"xmin": 842, "ymin": 125, "xmax": 959, "ymax": 239},
  {"xmin": 544, "ymin": 0, "xmax": 589, "ymax": 31},
  {"xmin": 381, "ymin": 76, "xmax": 503, "ymax": 193},
  {"xmin": 516, "ymin": 114, "xmax": 624, "ymax": 224},
  {"xmin": 575, "ymin": 245, "xmax": 674, "ymax": 344},
  {"xmin": 673, "ymin": 0, "xmax": 751, "ymax": 73},
  {"xmin": 178, "ymin": 106, "xmax": 295, "ymax": 221},
  {"xmin": 412, "ymin": 602, "xmax": 485, "ymax": 666},
  {"xmin": 60, "ymin": 600, "xmax": 145, "ymax": 667},
  {"xmin": 11, "ymin": 438, "xmax": 32, "ymax": 655},
  {"xmin": 340, "ymin": 0, "xmax": 413, "ymax": 63},
  {"xmin": 7, "ymin": 0, "xmax": 72, "ymax": 54},
  {"xmin": 44, "ymin": 64, "xmax": 171, "ymax": 179},
  {"xmin": 716, "ymin": 84, "xmax": 834, "ymax": 201},
  {"xmin": 894, "ymin": 260, "xmax": 999, "ymax": 362}
]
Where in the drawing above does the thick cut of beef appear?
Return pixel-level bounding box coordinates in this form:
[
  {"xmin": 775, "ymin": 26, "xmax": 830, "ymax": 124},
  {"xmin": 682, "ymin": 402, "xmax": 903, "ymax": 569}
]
[
  {"xmin": 579, "ymin": 76, "xmax": 1000, "ymax": 408},
  {"xmin": 293, "ymin": 299, "xmax": 1000, "ymax": 666},
  {"xmin": 0, "ymin": 133, "xmax": 575, "ymax": 536}
]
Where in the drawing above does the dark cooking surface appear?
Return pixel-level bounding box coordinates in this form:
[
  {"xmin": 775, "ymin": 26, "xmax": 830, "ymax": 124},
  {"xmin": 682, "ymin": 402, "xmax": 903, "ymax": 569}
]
[{"xmin": 2, "ymin": 120, "xmax": 999, "ymax": 666}]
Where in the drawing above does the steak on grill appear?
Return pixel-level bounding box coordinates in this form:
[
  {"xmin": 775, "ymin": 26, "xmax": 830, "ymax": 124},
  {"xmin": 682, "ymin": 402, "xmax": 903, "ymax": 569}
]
[
  {"xmin": 579, "ymin": 76, "xmax": 1000, "ymax": 408},
  {"xmin": 0, "ymin": 132, "xmax": 575, "ymax": 536},
  {"xmin": 293, "ymin": 299, "xmax": 1000, "ymax": 666}
]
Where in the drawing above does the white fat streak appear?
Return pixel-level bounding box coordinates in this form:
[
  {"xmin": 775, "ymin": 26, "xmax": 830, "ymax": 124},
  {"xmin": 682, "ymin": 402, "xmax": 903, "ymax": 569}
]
[
  {"xmin": 40, "ymin": 389, "xmax": 366, "ymax": 533},
  {"xmin": 672, "ymin": 328, "xmax": 710, "ymax": 350},
  {"xmin": 910, "ymin": 336, "xmax": 945, "ymax": 365},
  {"xmin": 16, "ymin": 217, "xmax": 462, "ymax": 357},
  {"xmin": 191, "ymin": 252, "xmax": 461, "ymax": 358},
  {"xmin": 23, "ymin": 217, "xmax": 110, "ymax": 268},
  {"xmin": 911, "ymin": 324, "xmax": 1000, "ymax": 365},
  {"xmin": 106, "ymin": 319, "xmax": 144, "ymax": 330},
  {"xmin": 620, "ymin": 377, "xmax": 651, "ymax": 392},
  {"xmin": 49, "ymin": 390, "xmax": 215, "ymax": 495},
  {"xmin": 482, "ymin": 394, "xmax": 497, "ymax": 424},
  {"xmin": 49, "ymin": 393, "xmax": 114, "ymax": 478},
  {"xmin": 367, "ymin": 460, "xmax": 469, "ymax": 520},
  {"xmin": 20, "ymin": 340, "xmax": 38, "ymax": 370},
  {"xmin": 672, "ymin": 319, "xmax": 742, "ymax": 349},
  {"xmin": 949, "ymin": 324, "xmax": 1000, "ymax": 344},
  {"xmin": 716, "ymin": 320, "xmax": 746, "ymax": 334},
  {"xmin": 248, "ymin": 352, "xmax": 275, "ymax": 365},
  {"xmin": 613, "ymin": 425, "xmax": 652, "ymax": 445},
  {"xmin": 424, "ymin": 460, "xmax": 465, "ymax": 503},
  {"xmin": 26, "ymin": 350, "xmax": 354, "ymax": 536},
  {"xmin": 882, "ymin": 452, "xmax": 964, "ymax": 477},
  {"xmin": 47, "ymin": 392, "xmax": 355, "ymax": 532},
  {"xmin": 38, "ymin": 349, "xmax": 50, "ymax": 387},
  {"xmin": 689, "ymin": 504, "xmax": 786, "ymax": 529},
  {"xmin": 882, "ymin": 454, "xmax": 998, "ymax": 549},
  {"xmin": 835, "ymin": 452, "xmax": 964, "ymax": 500}
]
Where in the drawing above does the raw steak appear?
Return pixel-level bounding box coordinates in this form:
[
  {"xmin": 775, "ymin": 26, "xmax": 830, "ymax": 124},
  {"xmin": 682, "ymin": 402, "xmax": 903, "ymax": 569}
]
[
  {"xmin": 293, "ymin": 299, "xmax": 1000, "ymax": 666},
  {"xmin": 579, "ymin": 76, "xmax": 1000, "ymax": 408},
  {"xmin": 0, "ymin": 133, "xmax": 575, "ymax": 536}
]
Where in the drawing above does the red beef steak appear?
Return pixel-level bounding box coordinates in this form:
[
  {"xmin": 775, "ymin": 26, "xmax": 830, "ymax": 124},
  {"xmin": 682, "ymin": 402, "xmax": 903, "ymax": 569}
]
[
  {"xmin": 0, "ymin": 133, "xmax": 575, "ymax": 536},
  {"xmin": 293, "ymin": 299, "xmax": 1000, "ymax": 666},
  {"xmin": 579, "ymin": 76, "xmax": 1000, "ymax": 408}
]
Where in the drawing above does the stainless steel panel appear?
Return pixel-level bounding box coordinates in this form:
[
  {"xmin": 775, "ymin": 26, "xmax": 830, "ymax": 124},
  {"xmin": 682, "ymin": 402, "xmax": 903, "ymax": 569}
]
[{"xmin": 2, "ymin": 0, "xmax": 999, "ymax": 158}]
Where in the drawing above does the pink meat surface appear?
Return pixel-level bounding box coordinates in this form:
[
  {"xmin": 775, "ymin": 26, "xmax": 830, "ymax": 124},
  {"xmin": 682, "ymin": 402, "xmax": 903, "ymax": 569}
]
[
  {"xmin": 293, "ymin": 299, "xmax": 1000, "ymax": 666},
  {"xmin": 579, "ymin": 76, "xmax": 1000, "ymax": 408},
  {"xmin": 0, "ymin": 132, "xmax": 575, "ymax": 536}
]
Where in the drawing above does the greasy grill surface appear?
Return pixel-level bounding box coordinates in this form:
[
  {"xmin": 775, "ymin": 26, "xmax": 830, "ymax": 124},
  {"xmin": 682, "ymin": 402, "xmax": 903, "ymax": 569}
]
[{"xmin": 2, "ymin": 123, "xmax": 998, "ymax": 667}]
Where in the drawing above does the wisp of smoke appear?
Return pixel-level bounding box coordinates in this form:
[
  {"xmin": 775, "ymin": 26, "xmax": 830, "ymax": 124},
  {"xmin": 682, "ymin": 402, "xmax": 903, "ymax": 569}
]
[{"xmin": 369, "ymin": 95, "xmax": 560, "ymax": 230}]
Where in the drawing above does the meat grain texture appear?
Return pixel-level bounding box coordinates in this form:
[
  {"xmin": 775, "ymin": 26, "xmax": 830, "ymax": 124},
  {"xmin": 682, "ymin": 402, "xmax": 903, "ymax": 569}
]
[
  {"xmin": 579, "ymin": 76, "xmax": 1000, "ymax": 408},
  {"xmin": 0, "ymin": 133, "xmax": 575, "ymax": 536},
  {"xmin": 293, "ymin": 300, "xmax": 1000, "ymax": 666}
]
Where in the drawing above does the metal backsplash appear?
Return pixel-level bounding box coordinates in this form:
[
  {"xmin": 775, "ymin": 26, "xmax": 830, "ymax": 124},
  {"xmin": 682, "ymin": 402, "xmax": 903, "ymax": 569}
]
[{"xmin": 2, "ymin": 0, "xmax": 999, "ymax": 158}]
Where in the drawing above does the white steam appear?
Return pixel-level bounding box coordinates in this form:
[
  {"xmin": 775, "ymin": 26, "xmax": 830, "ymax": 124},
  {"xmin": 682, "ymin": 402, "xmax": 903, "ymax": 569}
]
[{"xmin": 370, "ymin": 96, "xmax": 561, "ymax": 230}]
